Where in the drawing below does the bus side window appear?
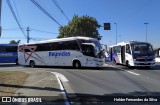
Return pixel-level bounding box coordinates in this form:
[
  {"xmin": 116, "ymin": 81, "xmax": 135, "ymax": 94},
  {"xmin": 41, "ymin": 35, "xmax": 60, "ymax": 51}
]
[
  {"xmin": 117, "ymin": 46, "xmax": 121, "ymax": 53},
  {"xmin": 126, "ymin": 44, "xmax": 131, "ymax": 54},
  {"xmin": 67, "ymin": 41, "xmax": 80, "ymax": 51},
  {"xmin": 5, "ymin": 46, "xmax": 17, "ymax": 52},
  {"xmin": 0, "ymin": 46, "xmax": 6, "ymax": 52},
  {"xmin": 82, "ymin": 44, "xmax": 95, "ymax": 57},
  {"xmin": 113, "ymin": 46, "xmax": 116, "ymax": 53},
  {"xmin": 58, "ymin": 41, "xmax": 67, "ymax": 50}
]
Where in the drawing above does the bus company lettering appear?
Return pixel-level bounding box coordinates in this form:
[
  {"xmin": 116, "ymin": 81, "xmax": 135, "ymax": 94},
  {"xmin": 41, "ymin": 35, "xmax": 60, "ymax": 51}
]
[
  {"xmin": 0, "ymin": 53, "xmax": 13, "ymax": 56},
  {"xmin": 49, "ymin": 51, "xmax": 70, "ymax": 57}
]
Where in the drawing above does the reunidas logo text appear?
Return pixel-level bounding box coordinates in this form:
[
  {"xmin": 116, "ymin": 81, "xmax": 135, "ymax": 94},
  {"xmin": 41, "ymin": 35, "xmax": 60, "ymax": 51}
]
[{"xmin": 49, "ymin": 51, "xmax": 70, "ymax": 57}]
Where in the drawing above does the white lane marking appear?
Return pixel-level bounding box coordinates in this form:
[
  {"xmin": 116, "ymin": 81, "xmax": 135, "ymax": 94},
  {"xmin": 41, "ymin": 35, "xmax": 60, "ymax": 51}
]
[
  {"xmin": 52, "ymin": 72, "xmax": 68, "ymax": 82},
  {"xmin": 107, "ymin": 64, "xmax": 140, "ymax": 76},
  {"xmin": 126, "ymin": 71, "xmax": 140, "ymax": 76},
  {"xmin": 51, "ymin": 72, "xmax": 70, "ymax": 105}
]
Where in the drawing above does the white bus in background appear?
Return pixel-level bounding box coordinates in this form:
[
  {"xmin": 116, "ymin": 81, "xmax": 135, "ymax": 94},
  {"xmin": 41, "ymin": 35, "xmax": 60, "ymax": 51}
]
[
  {"xmin": 155, "ymin": 48, "xmax": 160, "ymax": 65},
  {"xmin": 18, "ymin": 37, "xmax": 104, "ymax": 68},
  {"xmin": 109, "ymin": 41, "xmax": 155, "ymax": 68}
]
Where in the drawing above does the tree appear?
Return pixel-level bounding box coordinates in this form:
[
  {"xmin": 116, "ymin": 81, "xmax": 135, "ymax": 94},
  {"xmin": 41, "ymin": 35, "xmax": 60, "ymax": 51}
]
[
  {"xmin": 9, "ymin": 40, "xmax": 21, "ymax": 44},
  {"xmin": 57, "ymin": 15, "xmax": 101, "ymax": 40}
]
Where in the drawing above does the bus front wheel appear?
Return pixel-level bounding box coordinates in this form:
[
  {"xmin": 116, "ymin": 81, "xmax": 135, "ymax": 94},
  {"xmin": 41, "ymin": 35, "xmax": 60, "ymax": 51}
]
[
  {"xmin": 73, "ymin": 61, "xmax": 81, "ymax": 69},
  {"xmin": 30, "ymin": 61, "xmax": 35, "ymax": 68},
  {"xmin": 126, "ymin": 61, "xmax": 133, "ymax": 69}
]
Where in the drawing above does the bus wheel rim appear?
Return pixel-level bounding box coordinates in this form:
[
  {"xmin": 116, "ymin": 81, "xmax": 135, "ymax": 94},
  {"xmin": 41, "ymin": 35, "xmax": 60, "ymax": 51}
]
[
  {"xmin": 31, "ymin": 62, "xmax": 35, "ymax": 67},
  {"xmin": 75, "ymin": 63, "xmax": 79, "ymax": 68}
]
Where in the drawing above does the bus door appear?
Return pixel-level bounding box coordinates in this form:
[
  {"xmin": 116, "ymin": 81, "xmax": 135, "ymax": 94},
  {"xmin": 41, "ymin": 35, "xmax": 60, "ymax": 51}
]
[
  {"xmin": 109, "ymin": 47, "xmax": 113, "ymax": 61},
  {"xmin": 117, "ymin": 45, "xmax": 121, "ymax": 63},
  {"xmin": 121, "ymin": 46, "xmax": 125, "ymax": 64}
]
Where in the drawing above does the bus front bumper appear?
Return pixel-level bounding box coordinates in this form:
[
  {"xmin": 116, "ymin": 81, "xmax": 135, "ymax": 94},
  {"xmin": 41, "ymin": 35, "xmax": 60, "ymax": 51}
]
[
  {"xmin": 92, "ymin": 58, "xmax": 105, "ymax": 67},
  {"xmin": 133, "ymin": 61, "xmax": 155, "ymax": 67}
]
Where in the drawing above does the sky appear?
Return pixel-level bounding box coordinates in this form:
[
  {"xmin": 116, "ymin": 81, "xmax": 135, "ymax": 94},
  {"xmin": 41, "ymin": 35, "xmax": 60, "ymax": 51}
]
[{"xmin": 1, "ymin": 0, "xmax": 160, "ymax": 48}]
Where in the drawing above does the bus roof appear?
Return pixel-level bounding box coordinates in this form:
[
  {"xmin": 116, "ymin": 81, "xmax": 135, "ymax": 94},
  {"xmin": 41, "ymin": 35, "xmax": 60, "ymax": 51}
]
[
  {"xmin": 109, "ymin": 41, "xmax": 152, "ymax": 47},
  {"xmin": 19, "ymin": 37, "xmax": 97, "ymax": 45},
  {"xmin": 0, "ymin": 44, "xmax": 18, "ymax": 46}
]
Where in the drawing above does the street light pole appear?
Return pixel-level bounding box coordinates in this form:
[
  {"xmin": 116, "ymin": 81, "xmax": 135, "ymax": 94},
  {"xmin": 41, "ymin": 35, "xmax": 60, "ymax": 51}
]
[
  {"xmin": 119, "ymin": 34, "xmax": 121, "ymax": 42},
  {"xmin": 0, "ymin": 0, "xmax": 2, "ymax": 37},
  {"xmin": 114, "ymin": 23, "xmax": 117, "ymax": 44},
  {"xmin": 144, "ymin": 23, "xmax": 149, "ymax": 42}
]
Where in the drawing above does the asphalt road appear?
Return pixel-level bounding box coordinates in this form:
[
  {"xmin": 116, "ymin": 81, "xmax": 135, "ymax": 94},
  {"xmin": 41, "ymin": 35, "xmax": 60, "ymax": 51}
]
[
  {"xmin": 43, "ymin": 63, "xmax": 160, "ymax": 105},
  {"xmin": 0, "ymin": 63, "xmax": 160, "ymax": 105}
]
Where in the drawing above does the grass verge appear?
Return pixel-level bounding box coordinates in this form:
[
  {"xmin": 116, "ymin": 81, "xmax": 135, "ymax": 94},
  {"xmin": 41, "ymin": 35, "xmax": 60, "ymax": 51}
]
[{"xmin": 0, "ymin": 71, "xmax": 29, "ymax": 96}]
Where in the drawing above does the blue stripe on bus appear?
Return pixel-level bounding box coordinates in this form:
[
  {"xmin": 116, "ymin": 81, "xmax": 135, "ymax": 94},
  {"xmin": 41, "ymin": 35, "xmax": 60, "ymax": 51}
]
[{"xmin": 0, "ymin": 52, "xmax": 17, "ymax": 63}]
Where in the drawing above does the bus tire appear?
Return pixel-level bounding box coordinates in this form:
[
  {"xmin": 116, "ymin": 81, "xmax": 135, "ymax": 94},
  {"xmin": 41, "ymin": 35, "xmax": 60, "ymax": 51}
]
[
  {"xmin": 73, "ymin": 60, "xmax": 81, "ymax": 69},
  {"xmin": 16, "ymin": 59, "xmax": 19, "ymax": 65},
  {"xmin": 30, "ymin": 61, "xmax": 35, "ymax": 68},
  {"xmin": 145, "ymin": 66, "xmax": 150, "ymax": 69},
  {"xmin": 126, "ymin": 61, "xmax": 133, "ymax": 69}
]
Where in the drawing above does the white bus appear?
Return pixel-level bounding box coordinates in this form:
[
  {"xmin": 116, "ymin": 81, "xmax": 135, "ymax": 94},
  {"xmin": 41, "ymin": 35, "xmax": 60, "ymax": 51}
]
[
  {"xmin": 109, "ymin": 41, "xmax": 155, "ymax": 68},
  {"xmin": 155, "ymin": 48, "xmax": 160, "ymax": 64},
  {"xmin": 18, "ymin": 37, "xmax": 104, "ymax": 68}
]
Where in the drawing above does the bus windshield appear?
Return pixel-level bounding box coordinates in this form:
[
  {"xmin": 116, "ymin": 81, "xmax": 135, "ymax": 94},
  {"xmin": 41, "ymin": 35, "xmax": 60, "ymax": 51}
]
[
  {"xmin": 78, "ymin": 39, "xmax": 103, "ymax": 58},
  {"xmin": 92, "ymin": 40, "xmax": 102, "ymax": 54},
  {"xmin": 131, "ymin": 43, "xmax": 153, "ymax": 55}
]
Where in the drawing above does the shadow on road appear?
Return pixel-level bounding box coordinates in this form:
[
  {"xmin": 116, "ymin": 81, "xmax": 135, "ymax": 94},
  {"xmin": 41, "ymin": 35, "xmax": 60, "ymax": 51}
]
[
  {"xmin": 0, "ymin": 84, "xmax": 61, "ymax": 92},
  {"xmin": 25, "ymin": 66, "xmax": 123, "ymax": 71},
  {"xmin": 0, "ymin": 84, "xmax": 65, "ymax": 104}
]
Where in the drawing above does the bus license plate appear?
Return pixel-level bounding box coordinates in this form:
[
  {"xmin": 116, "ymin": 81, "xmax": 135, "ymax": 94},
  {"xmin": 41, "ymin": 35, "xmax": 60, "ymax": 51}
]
[{"xmin": 144, "ymin": 62, "xmax": 148, "ymax": 64}]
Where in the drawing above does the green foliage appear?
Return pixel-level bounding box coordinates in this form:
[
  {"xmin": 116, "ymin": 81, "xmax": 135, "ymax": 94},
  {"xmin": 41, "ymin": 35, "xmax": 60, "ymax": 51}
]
[
  {"xmin": 9, "ymin": 40, "xmax": 21, "ymax": 44},
  {"xmin": 57, "ymin": 15, "xmax": 101, "ymax": 40}
]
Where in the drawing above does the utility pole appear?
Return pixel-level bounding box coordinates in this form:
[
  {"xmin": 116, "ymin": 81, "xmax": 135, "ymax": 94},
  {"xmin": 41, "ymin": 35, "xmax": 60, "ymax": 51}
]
[
  {"xmin": 144, "ymin": 23, "xmax": 149, "ymax": 42},
  {"xmin": 26, "ymin": 27, "xmax": 31, "ymax": 43},
  {"xmin": 0, "ymin": 0, "xmax": 2, "ymax": 37}
]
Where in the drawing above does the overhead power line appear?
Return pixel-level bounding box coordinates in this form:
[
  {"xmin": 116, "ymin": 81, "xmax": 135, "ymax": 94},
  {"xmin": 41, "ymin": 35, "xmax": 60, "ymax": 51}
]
[
  {"xmin": 30, "ymin": 0, "xmax": 62, "ymax": 27},
  {"xmin": 30, "ymin": 28, "xmax": 58, "ymax": 34},
  {"xmin": 3, "ymin": 27, "xmax": 58, "ymax": 34},
  {"xmin": 6, "ymin": 0, "xmax": 26, "ymax": 38},
  {"xmin": 52, "ymin": 0, "xmax": 70, "ymax": 22},
  {"xmin": 2, "ymin": 28, "xmax": 24, "ymax": 30},
  {"xmin": 12, "ymin": 0, "xmax": 23, "ymax": 27}
]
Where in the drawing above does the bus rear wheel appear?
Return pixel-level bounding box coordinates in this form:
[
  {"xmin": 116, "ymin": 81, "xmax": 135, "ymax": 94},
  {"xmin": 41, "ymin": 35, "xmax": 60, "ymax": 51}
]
[
  {"xmin": 73, "ymin": 61, "xmax": 81, "ymax": 69},
  {"xmin": 16, "ymin": 59, "xmax": 19, "ymax": 65},
  {"xmin": 30, "ymin": 61, "xmax": 35, "ymax": 68}
]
